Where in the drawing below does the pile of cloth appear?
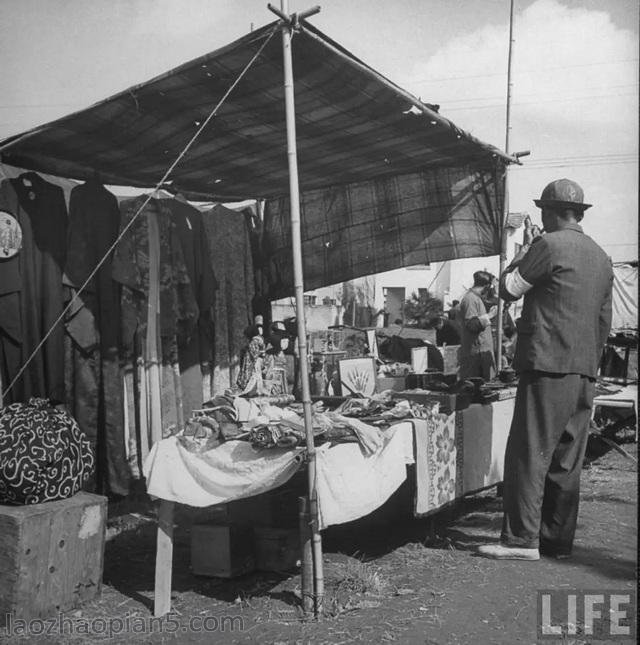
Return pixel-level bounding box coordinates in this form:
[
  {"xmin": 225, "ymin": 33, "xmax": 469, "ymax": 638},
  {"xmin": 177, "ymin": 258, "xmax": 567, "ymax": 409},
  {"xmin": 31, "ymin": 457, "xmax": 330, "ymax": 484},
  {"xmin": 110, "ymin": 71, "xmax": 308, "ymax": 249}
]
[{"xmin": 171, "ymin": 386, "xmax": 446, "ymax": 459}]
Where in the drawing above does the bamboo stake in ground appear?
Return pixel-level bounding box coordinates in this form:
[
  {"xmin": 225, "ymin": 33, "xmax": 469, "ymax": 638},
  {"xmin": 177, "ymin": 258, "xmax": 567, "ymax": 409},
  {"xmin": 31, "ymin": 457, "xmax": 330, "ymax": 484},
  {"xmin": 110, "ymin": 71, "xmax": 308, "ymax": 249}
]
[
  {"xmin": 299, "ymin": 496, "xmax": 314, "ymax": 615},
  {"xmin": 270, "ymin": 0, "xmax": 325, "ymax": 617}
]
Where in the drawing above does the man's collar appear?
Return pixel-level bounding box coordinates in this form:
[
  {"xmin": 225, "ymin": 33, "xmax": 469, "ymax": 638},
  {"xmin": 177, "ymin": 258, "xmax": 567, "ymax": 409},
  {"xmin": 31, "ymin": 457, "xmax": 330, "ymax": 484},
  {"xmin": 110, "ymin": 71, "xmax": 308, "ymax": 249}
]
[{"xmin": 559, "ymin": 222, "xmax": 583, "ymax": 233}]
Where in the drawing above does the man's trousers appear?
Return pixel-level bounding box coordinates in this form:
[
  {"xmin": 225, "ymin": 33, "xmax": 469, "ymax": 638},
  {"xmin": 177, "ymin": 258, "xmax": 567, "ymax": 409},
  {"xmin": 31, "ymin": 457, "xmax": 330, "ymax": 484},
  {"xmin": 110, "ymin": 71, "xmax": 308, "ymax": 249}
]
[{"xmin": 501, "ymin": 371, "xmax": 595, "ymax": 554}]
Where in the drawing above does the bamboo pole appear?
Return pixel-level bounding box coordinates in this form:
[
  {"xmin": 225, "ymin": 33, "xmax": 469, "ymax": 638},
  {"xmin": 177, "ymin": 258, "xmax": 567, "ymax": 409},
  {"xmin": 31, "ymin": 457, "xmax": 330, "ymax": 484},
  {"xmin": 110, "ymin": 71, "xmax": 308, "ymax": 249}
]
[
  {"xmin": 496, "ymin": 0, "xmax": 515, "ymax": 371},
  {"xmin": 298, "ymin": 496, "xmax": 314, "ymax": 615},
  {"xmin": 272, "ymin": 0, "xmax": 324, "ymax": 617}
]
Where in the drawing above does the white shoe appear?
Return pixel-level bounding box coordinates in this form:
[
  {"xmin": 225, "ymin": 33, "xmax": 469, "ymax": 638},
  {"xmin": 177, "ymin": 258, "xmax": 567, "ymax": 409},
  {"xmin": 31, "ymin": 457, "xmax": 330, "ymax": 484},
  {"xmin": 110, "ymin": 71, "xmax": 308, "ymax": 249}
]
[{"xmin": 477, "ymin": 543, "xmax": 540, "ymax": 560}]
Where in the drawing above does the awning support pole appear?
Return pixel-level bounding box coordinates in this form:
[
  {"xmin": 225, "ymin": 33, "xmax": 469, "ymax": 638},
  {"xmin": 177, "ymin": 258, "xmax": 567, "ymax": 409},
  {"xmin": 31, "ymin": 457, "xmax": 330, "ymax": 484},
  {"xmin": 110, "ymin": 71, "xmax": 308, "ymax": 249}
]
[
  {"xmin": 497, "ymin": 0, "xmax": 515, "ymax": 370},
  {"xmin": 270, "ymin": 0, "xmax": 324, "ymax": 618}
]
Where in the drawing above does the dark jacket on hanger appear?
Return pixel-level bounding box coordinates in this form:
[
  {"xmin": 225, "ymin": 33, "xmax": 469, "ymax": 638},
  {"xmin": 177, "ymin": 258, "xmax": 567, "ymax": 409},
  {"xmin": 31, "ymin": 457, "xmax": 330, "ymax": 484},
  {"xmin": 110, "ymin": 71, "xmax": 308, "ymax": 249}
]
[
  {"xmin": 64, "ymin": 179, "xmax": 130, "ymax": 496},
  {"xmin": 0, "ymin": 173, "xmax": 67, "ymax": 402}
]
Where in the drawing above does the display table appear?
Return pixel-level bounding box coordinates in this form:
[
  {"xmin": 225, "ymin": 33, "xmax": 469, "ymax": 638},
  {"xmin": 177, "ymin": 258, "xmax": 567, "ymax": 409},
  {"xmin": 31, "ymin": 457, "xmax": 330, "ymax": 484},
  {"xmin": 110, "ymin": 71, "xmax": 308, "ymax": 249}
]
[
  {"xmin": 592, "ymin": 384, "xmax": 638, "ymax": 441},
  {"xmin": 145, "ymin": 395, "xmax": 516, "ymax": 615},
  {"xmin": 413, "ymin": 398, "xmax": 514, "ymax": 516},
  {"xmin": 144, "ymin": 423, "xmax": 415, "ymax": 529}
]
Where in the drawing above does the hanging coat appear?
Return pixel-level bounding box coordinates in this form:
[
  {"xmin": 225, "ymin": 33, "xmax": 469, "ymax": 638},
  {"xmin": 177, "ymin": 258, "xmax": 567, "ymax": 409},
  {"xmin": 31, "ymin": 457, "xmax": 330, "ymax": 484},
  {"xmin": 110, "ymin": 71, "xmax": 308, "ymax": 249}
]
[
  {"xmin": 0, "ymin": 173, "xmax": 67, "ymax": 403},
  {"xmin": 64, "ymin": 179, "xmax": 130, "ymax": 496},
  {"xmin": 202, "ymin": 204, "xmax": 255, "ymax": 396},
  {"xmin": 164, "ymin": 198, "xmax": 217, "ymax": 416}
]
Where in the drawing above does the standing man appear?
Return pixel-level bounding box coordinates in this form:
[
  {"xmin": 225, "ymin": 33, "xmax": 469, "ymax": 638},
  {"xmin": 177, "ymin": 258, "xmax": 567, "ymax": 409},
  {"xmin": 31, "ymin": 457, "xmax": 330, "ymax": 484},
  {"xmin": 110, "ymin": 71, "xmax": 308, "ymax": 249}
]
[
  {"xmin": 479, "ymin": 179, "xmax": 613, "ymax": 560},
  {"xmin": 447, "ymin": 299, "xmax": 462, "ymax": 337},
  {"xmin": 457, "ymin": 270, "xmax": 498, "ymax": 380}
]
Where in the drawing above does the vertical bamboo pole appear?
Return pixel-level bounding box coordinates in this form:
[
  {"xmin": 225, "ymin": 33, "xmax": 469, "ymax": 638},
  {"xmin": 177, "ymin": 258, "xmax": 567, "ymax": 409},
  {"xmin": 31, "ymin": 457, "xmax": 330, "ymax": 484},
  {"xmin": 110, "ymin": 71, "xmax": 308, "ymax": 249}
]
[
  {"xmin": 298, "ymin": 496, "xmax": 314, "ymax": 615},
  {"xmin": 496, "ymin": 0, "xmax": 515, "ymax": 371},
  {"xmin": 278, "ymin": 0, "xmax": 324, "ymax": 616}
]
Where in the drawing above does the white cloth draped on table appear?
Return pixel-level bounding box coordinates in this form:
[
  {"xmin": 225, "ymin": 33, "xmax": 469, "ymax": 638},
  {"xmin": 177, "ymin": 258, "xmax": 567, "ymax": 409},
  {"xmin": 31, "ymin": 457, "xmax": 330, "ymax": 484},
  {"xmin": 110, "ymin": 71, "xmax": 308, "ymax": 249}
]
[
  {"xmin": 143, "ymin": 422, "xmax": 414, "ymax": 527},
  {"xmin": 143, "ymin": 437, "xmax": 305, "ymax": 507},
  {"xmin": 314, "ymin": 422, "xmax": 414, "ymax": 529}
]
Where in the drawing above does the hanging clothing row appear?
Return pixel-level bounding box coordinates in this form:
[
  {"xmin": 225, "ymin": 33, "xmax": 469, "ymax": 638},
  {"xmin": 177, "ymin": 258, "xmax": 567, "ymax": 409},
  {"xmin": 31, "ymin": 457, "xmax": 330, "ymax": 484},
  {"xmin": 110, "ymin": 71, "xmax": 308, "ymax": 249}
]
[{"xmin": 0, "ymin": 170, "xmax": 256, "ymax": 496}]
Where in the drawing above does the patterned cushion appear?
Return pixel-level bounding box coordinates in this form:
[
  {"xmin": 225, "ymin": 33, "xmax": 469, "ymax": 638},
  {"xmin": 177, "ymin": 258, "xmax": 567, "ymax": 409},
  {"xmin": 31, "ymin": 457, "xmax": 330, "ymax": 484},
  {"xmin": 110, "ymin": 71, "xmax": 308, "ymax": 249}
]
[{"xmin": 0, "ymin": 398, "xmax": 94, "ymax": 505}]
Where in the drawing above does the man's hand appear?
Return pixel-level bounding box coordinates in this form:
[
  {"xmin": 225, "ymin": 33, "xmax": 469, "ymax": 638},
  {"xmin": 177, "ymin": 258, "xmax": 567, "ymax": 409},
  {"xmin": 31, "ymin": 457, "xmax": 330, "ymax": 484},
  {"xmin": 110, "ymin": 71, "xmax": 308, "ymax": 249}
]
[
  {"xmin": 523, "ymin": 215, "xmax": 543, "ymax": 246},
  {"xmin": 487, "ymin": 305, "xmax": 498, "ymax": 319}
]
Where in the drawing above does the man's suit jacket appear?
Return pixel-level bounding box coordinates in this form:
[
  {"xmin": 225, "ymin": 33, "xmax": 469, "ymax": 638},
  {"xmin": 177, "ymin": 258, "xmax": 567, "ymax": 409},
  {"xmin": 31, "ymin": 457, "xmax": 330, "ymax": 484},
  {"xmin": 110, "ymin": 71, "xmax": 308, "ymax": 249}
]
[{"xmin": 499, "ymin": 223, "xmax": 613, "ymax": 378}]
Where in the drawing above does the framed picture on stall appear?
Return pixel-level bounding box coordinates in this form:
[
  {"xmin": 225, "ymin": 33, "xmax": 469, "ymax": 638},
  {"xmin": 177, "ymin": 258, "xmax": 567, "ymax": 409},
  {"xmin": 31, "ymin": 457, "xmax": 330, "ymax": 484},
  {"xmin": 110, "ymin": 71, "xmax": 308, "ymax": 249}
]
[{"xmin": 338, "ymin": 357, "xmax": 377, "ymax": 397}]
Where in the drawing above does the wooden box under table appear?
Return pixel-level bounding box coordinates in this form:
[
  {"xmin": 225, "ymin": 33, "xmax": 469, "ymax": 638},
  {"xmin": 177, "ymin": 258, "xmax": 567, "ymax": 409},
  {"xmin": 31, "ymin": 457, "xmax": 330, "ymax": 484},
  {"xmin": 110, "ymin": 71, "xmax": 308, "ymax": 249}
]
[
  {"xmin": 0, "ymin": 492, "xmax": 108, "ymax": 625},
  {"xmin": 190, "ymin": 522, "xmax": 255, "ymax": 578}
]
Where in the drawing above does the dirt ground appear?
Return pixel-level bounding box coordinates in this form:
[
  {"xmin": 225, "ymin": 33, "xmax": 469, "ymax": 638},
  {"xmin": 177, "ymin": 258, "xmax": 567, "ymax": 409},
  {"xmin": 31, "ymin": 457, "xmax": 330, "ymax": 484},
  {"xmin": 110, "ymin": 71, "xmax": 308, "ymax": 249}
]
[{"xmin": 1, "ymin": 428, "xmax": 636, "ymax": 645}]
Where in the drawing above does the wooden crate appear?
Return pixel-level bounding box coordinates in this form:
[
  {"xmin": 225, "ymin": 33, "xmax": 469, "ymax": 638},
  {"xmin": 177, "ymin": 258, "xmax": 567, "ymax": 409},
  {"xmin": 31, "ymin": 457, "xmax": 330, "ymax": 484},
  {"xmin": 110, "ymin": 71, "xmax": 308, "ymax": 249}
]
[
  {"xmin": 253, "ymin": 527, "xmax": 299, "ymax": 572},
  {"xmin": 190, "ymin": 523, "xmax": 254, "ymax": 578},
  {"xmin": 0, "ymin": 492, "xmax": 107, "ymax": 624}
]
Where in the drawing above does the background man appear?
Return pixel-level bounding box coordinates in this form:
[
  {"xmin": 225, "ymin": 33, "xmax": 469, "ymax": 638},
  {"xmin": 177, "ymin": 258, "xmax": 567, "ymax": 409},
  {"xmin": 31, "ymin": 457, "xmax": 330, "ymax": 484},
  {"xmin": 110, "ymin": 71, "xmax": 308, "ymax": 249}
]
[
  {"xmin": 457, "ymin": 270, "xmax": 497, "ymax": 380},
  {"xmin": 479, "ymin": 178, "xmax": 613, "ymax": 561},
  {"xmin": 430, "ymin": 315, "xmax": 461, "ymax": 347}
]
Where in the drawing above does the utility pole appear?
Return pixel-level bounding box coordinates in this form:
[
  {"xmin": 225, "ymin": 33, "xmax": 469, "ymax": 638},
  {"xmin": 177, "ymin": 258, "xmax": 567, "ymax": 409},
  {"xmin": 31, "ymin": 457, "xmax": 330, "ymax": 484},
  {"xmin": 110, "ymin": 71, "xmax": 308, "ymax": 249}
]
[{"xmin": 496, "ymin": 0, "xmax": 515, "ymax": 371}]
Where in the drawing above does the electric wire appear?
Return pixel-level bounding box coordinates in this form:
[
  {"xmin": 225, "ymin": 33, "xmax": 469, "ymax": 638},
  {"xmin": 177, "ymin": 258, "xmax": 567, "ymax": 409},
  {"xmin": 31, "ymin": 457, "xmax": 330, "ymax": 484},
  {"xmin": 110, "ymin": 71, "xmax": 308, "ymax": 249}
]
[{"xmin": 403, "ymin": 57, "xmax": 639, "ymax": 84}]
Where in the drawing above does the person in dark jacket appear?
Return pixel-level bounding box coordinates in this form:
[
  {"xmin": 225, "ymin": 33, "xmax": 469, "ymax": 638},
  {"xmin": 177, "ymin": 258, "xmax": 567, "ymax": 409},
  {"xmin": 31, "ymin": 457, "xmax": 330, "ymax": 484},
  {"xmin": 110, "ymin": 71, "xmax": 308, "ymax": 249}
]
[
  {"xmin": 479, "ymin": 178, "xmax": 613, "ymax": 561},
  {"xmin": 430, "ymin": 315, "xmax": 461, "ymax": 347},
  {"xmin": 457, "ymin": 271, "xmax": 498, "ymax": 380}
]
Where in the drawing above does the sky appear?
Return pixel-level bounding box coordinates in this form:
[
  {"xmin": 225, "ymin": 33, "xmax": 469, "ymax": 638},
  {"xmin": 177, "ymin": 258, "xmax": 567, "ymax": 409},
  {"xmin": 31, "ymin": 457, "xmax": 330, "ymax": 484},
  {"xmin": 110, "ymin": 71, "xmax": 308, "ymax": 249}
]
[{"xmin": 0, "ymin": 0, "xmax": 637, "ymax": 261}]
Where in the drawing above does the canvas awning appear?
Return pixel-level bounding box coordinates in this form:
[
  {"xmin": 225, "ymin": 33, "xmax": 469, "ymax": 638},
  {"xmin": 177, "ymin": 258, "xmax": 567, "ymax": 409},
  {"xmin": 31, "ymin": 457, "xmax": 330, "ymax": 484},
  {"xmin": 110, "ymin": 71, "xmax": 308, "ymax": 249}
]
[
  {"xmin": 0, "ymin": 20, "xmax": 512, "ymax": 294},
  {"xmin": 0, "ymin": 21, "xmax": 511, "ymax": 200}
]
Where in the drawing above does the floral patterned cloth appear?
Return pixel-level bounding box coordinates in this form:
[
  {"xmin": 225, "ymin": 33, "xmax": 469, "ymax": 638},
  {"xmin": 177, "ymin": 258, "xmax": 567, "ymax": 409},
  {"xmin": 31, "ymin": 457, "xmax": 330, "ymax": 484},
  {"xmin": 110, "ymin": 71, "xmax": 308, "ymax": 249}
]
[
  {"xmin": 413, "ymin": 412, "xmax": 459, "ymax": 515},
  {"xmin": 413, "ymin": 399, "xmax": 515, "ymax": 516}
]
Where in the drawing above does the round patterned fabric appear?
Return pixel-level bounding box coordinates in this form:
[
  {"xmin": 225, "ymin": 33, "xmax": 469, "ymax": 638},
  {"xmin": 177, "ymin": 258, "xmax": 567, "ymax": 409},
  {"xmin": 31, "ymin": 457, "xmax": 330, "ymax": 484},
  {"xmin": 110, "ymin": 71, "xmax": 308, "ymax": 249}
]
[{"xmin": 0, "ymin": 397, "xmax": 95, "ymax": 505}]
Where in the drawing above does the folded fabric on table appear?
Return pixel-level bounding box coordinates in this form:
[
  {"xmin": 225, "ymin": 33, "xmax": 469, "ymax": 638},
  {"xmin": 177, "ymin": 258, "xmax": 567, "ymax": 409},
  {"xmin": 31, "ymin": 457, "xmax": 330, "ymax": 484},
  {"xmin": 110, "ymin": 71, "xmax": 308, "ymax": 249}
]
[
  {"xmin": 143, "ymin": 436, "xmax": 304, "ymax": 506},
  {"xmin": 315, "ymin": 422, "xmax": 414, "ymax": 529}
]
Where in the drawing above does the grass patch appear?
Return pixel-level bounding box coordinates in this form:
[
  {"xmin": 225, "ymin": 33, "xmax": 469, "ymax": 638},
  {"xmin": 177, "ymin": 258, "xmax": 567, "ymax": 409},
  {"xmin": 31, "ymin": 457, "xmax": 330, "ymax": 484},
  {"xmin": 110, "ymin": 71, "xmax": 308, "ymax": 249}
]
[{"xmin": 323, "ymin": 558, "xmax": 390, "ymax": 616}]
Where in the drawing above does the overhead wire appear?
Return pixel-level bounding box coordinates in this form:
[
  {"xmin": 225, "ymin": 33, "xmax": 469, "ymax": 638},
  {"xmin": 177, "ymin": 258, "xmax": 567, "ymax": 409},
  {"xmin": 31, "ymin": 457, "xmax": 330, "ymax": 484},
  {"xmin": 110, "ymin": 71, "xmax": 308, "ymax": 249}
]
[
  {"xmin": 441, "ymin": 91, "xmax": 638, "ymax": 112},
  {"xmin": 436, "ymin": 83, "xmax": 638, "ymax": 105},
  {"xmin": 1, "ymin": 25, "xmax": 279, "ymax": 400},
  {"xmin": 404, "ymin": 57, "xmax": 639, "ymax": 85}
]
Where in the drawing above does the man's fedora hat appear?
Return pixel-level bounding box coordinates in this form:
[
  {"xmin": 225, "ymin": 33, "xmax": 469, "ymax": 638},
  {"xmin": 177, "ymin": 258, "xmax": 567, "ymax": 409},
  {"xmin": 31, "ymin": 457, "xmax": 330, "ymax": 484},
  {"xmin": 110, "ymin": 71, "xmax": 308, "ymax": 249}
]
[{"xmin": 534, "ymin": 178, "xmax": 592, "ymax": 211}]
